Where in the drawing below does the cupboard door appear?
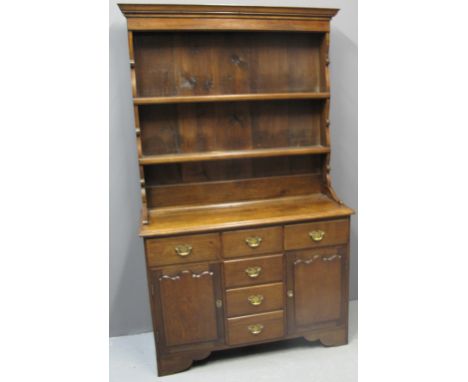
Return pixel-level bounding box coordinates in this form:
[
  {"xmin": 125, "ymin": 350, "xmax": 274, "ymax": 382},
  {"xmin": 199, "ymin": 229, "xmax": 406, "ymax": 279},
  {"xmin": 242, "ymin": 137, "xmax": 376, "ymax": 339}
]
[
  {"xmin": 151, "ymin": 263, "xmax": 224, "ymax": 349},
  {"xmin": 286, "ymin": 247, "xmax": 347, "ymax": 333}
]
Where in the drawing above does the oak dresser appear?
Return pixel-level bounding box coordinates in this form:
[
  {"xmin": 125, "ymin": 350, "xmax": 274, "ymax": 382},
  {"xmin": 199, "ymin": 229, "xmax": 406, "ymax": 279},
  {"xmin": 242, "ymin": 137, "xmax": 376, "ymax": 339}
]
[{"xmin": 119, "ymin": 4, "xmax": 354, "ymax": 376}]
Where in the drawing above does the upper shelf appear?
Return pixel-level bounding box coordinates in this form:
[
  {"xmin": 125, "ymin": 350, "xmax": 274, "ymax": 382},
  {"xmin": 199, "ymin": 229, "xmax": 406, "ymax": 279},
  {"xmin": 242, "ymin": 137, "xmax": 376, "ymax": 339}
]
[
  {"xmin": 139, "ymin": 145, "xmax": 330, "ymax": 165},
  {"xmin": 134, "ymin": 92, "xmax": 330, "ymax": 105}
]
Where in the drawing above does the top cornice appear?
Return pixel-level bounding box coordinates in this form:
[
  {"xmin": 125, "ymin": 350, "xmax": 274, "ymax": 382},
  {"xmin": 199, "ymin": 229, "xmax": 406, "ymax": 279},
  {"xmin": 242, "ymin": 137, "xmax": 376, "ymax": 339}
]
[{"xmin": 118, "ymin": 4, "xmax": 339, "ymax": 20}]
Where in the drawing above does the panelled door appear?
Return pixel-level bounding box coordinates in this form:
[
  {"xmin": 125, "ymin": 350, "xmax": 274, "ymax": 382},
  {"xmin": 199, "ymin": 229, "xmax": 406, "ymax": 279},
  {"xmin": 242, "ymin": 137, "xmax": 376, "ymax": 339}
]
[
  {"xmin": 151, "ymin": 263, "xmax": 224, "ymax": 350},
  {"xmin": 286, "ymin": 246, "xmax": 348, "ymax": 334}
]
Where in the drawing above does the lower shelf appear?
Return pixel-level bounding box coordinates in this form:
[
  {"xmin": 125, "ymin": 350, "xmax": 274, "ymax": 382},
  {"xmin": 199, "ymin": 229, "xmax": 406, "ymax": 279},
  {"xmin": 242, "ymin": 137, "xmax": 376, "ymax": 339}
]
[{"xmin": 140, "ymin": 193, "xmax": 353, "ymax": 237}]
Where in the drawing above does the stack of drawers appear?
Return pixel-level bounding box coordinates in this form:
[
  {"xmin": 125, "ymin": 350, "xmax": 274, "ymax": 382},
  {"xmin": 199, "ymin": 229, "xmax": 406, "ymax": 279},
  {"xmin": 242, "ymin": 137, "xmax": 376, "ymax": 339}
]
[{"xmin": 222, "ymin": 226, "xmax": 285, "ymax": 345}]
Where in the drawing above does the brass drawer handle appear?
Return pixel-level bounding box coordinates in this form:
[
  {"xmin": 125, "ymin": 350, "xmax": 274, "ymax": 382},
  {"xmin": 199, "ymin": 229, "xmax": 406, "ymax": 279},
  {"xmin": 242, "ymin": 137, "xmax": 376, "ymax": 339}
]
[
  {"xmin": 247, "ymin": 294, "xmax": 264, "ymax": 306},
  {"xmin": 247, "ymin": 324, "xmax": 264, "ymax": 335},
  {"xmin": 309, "ymin": 230, "xmax": 325, "ymax": 242},
  {"xmin": 174, "ymin": 244, "xmax": 192, "ymax": 257},
  {"xmin": 245, "ymin": 266, "xmax": 262, "ymax": 278},
  {"xmin": 245, "ymin": 236, "xmax": 263, "ymax": 248}
]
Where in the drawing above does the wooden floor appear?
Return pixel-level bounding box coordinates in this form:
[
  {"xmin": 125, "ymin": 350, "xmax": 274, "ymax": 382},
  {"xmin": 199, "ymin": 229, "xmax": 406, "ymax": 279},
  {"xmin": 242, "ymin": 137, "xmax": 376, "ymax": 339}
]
[{"xmin": 140, "ymin": 193, "xmax": 354, "ymax": 236}]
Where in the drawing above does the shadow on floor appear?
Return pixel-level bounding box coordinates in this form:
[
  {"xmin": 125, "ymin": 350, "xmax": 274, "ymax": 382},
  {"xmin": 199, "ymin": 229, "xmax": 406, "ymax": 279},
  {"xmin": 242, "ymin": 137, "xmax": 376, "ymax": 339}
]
[{"xmin": 194, "ymin": 337, "xmax": 321, "ymax": 367}]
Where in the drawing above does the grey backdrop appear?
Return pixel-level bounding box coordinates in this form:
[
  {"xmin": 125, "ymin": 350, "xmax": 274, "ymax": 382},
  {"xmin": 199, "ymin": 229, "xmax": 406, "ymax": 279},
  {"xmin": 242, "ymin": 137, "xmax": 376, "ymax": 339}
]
[{"xmin": 110, "ymin": 0, "xmax": 357, "ymax": 337}]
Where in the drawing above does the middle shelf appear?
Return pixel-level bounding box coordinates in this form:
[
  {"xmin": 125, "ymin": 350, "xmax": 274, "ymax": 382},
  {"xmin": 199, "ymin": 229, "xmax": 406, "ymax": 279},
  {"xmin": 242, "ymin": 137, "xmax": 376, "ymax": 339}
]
[
  {"xmin": 137, "ymin": 99, "xmax": 328, "ymax": 161},
  {"xmin": 139, "ymin": 145, "xmax": 330, "ymax": 165},
  {"xmin": 134, "ymin": 92, "xmax": 330, "ymax": 105}
]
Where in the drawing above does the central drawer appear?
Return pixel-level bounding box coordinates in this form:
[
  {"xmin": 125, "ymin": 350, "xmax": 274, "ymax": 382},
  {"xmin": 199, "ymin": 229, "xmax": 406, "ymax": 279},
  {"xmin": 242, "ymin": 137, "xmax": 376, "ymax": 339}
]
[
  {"xmin": 222, "ymin": 226, "xmax": 283, "ymax": 258},
  {"xmin": 225, "ymin": 282, "xmax": 284, "ymax": 317},
  {"xmin": 224, "ymin": 254, "xmax": 283, "ymax": 288},
  {"xmin": 227, "ymin": 310, "xmax": 284, "ymax": 346}
]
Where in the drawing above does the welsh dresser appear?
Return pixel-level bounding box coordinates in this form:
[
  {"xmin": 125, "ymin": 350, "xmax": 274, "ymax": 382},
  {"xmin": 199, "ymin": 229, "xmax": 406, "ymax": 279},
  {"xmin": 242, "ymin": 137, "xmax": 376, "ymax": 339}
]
[{"xmin": 119, "ymin": 4, "xmax": 354, "ymax": 376}]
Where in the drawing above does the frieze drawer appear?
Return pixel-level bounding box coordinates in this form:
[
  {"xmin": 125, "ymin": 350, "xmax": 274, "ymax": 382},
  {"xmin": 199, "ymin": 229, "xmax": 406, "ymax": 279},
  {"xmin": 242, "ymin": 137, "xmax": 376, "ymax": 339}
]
[
  {"xmin": 222, "ymin": 226, "xmax": 283, "ymax": 258},
  {"xmin": 284, "ymin": 219, "xmax": 349, "ymax": 250},
  {"xmin": 146, "ymin": 233, "xmax": 220, "ymax": 267}
]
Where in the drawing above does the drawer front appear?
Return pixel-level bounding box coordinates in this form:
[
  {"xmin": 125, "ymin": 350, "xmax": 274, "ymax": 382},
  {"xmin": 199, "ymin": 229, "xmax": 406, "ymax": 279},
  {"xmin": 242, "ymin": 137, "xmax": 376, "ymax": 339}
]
[
  {"xmin": 227, "ymin": 310, "xmax": 284, "ymax": 346},
  {"xmin": 225, "ymin": 282, "xmax": 284, "ymax": 317},
  {"xmin": 284, "ymin": 219, "xmax": 349, "ymax": 250},
  {"xmin": 224, "ymin": 254, "xmax": 283, "ymax": 288},
  {"xmin": 146, "ymin": 233, "xmax": 220, "ymax": 267},
  {"xmin": 222, "ymin": 226, "xmax": 283, "ymax": 258}
]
